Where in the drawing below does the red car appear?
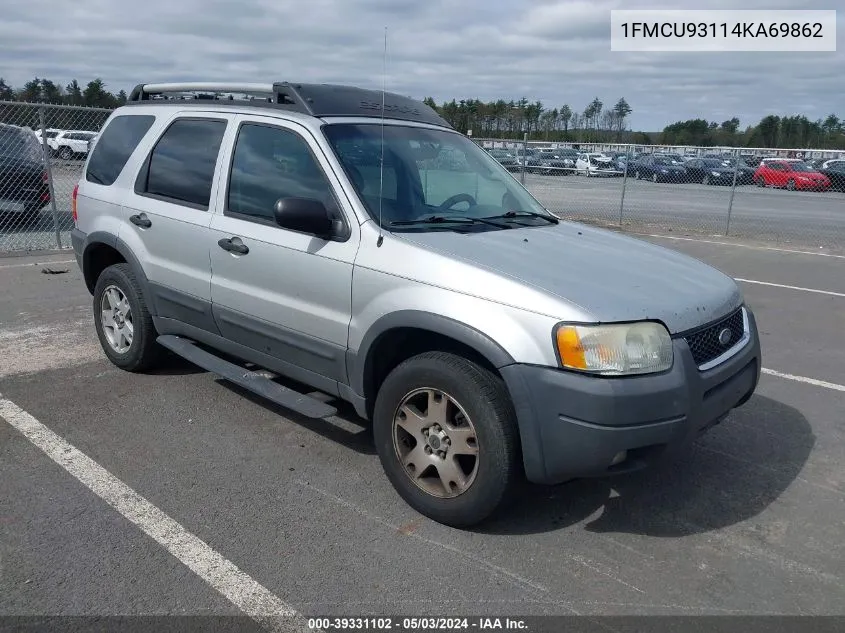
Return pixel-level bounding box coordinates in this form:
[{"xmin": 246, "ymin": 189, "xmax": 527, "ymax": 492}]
[{"xmin": 753, "ymin": 160, "xmax": 831, "ymax": 191}]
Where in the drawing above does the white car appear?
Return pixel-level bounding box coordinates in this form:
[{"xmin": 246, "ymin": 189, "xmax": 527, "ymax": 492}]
[
  {"xmin": 575, "ymin": 152, "xmax": 617, "ymax": 176},
  {"xmin": 34, "ymin": 128, "xmax": 64, "ymax": 146},
  {"xmin": 49, "ymin": 130, "xmax": 99, "ymax": 160}
]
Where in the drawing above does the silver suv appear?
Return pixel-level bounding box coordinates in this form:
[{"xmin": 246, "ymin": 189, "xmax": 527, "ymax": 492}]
[{"xmin": 71, "ymin": 81, "xmax": 761, "ymax": 527}]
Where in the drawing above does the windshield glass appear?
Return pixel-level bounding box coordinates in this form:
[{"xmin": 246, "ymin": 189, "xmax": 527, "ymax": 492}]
[
  {"xmin": 701, "ymin": 159, "xmax": 727, "ymax": 168},
  {"xmin": 322, "ymin": 123, "xmax": 555, "ymax": 230}
]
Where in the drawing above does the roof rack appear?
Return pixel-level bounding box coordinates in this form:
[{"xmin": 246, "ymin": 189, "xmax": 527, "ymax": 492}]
[{"xmin": 126, "ymin": 81, "xmax": 453, "ymax": 129}]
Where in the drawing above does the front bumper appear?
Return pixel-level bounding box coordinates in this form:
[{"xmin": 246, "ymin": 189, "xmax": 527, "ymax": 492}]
[{"xmin": 501, "ymin": 307, "xmax": 761, "ymax": 485}]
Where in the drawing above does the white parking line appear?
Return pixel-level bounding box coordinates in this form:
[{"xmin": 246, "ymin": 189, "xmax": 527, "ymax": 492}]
[
  {"xmin": 0, "ymin": 396, "xmax": 310, "ymax": 633},
  {"xmin": 0, "ymin": 258, "xmax": 76, "ymax": 270},
  {"xmin": 639, "ymin": 234, "xmax": 845, "ymax": 259},
  {"xmin": 762, "ymin": 368, "xmax": 845, "ymax": 393},
  {"xmin": 735, "ymin": 278, "xmax": 845, "ymax": 298}
]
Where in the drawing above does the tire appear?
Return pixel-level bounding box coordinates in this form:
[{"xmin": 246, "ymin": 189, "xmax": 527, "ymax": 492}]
[
  {"xmin": 58, "ymin": 146, "xmax": 73, "ymax": 161},
  {"xmin": 634, "ymin": 170, "xmax": 640, "ymax": 180},
  {"xmin": 92, "ymin": 263, "xmax": 163, "ymax": 372},
  {"xmin": 756, "ymin": 176, "xmax": 766, "ymax": 187},
  {"xmin": 651, "ymin": 173, "xmax": 659, "ymax": 183},
  {"xmin": 702, "ymin": 174, "xmax": 710, "ymax": 185},
  {"xmin": 786, "ymin": 179, "xmax": 796, "ymax": 191},
  {"xmin": 372, "ymin": 351, "xmax": 521, "ymax": 528}
]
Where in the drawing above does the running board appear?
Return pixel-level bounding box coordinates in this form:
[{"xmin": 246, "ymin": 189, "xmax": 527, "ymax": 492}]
[{"xmin": 157, "ymin": 335, "xmax": 337, "ymax": 419}]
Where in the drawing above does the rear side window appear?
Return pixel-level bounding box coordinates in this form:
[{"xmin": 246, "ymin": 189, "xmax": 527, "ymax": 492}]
[
  {"xmin": 140, "ymin": 118, "xmax": 227, "ymax": 209},
  {"xmin": 86, "ymin": 115, "xmax": 155, "ymax": 186}
]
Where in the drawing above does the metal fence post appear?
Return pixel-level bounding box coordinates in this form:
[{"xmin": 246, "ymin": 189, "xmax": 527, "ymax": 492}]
[
  {"xmin": 38, "ymin": 105, "xmax": 62, "ymax": 249},
  {"xmin": 520, "ymin": 133, "xmax": 527, "ymax": 185},
  {"xmin": 618, "ymin": 145, "xmax": 630, "ymax": 225},
  {"xmin": 725, "ymin": 148, "xmax": 739, "ymax": 236}
]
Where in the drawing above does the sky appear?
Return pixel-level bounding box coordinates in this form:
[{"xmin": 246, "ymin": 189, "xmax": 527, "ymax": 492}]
[{"xmin": 0, "ymin": 0, "xmax": 842, "ymax": 131}]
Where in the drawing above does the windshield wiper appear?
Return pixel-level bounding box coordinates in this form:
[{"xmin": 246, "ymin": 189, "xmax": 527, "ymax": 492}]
[
  {"xmin": 482, "ymin": 210, "xmax": 559, "ymax": 224},
  {"xmin": 389, "ymin": 215, "xmax": 508, "ymax": 228}
]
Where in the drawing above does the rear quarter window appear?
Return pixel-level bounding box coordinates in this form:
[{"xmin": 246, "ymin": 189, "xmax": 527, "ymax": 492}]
[{"xmin": 86, "ymin": 114, "xmax": 156, "ymax": 186}]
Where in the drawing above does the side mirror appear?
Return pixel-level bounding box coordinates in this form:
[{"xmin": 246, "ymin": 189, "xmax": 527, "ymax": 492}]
[{"xmin": 272, "ymin": 197, "xmax": 338, "ymax": 238}]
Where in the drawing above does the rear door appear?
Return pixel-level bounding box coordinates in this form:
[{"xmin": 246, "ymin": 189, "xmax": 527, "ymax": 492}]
[{"xmin": 120, "ymin": 112, "xmax": 233, "ymax": 334}]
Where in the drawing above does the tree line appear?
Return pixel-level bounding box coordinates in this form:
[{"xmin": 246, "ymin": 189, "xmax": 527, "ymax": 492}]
[
  {"xmin": 0, "ymin": 77, "xmax": 127, "ymax": 109},
  {"xmin": 423, "ymin": 96, "xmax": 843, "ymax": 150},
  {"xmin": 2, "ymin": 77, "xmax": 842, "ymax": 149}
]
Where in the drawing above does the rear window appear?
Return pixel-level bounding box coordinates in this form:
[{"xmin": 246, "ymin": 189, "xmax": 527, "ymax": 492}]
[
  {"xmin": 86, "ymin": 114, "xmax": 156, "ymax": 186},
  {"xmin": 0, "ymin": 127, "xmax": 42, "ymax": 161}
]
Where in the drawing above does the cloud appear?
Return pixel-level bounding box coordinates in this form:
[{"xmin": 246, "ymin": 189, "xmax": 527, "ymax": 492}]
[{"xmin": 0, "ymin": 0, "xmax": 842, "ymax": 130}]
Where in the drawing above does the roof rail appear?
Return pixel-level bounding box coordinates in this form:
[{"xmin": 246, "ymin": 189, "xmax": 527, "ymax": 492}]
[
  {"xmin": 127, "ymin": 82, "xmax": 316, "ymax": 116},
  {"xmin": 125, "ymin": 81, "xmax": 453, "ymax": 129}
]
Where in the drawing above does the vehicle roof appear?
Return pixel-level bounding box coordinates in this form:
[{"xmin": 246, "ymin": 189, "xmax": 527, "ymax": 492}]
[{"xmin": 125, "ymin": 81, "xmax": 453, "ymax": 129}]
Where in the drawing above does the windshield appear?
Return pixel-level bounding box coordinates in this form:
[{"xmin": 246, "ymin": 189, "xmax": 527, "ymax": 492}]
[
  {"xmin": 701, "ymin": 159, "xmax": 727, "ymax": 168},
  {"xmin": 322, "ymin": 123, "xmax": 555, "ymax": 230},
  {"xmin": 654, "ymin": 157, "xmax": 676, "ymax": 166}
]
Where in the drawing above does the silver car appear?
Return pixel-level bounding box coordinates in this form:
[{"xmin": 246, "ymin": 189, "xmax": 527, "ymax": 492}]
[{"xmin": 71, "ymin": 81, "xmax": 761, "ymax": 527}]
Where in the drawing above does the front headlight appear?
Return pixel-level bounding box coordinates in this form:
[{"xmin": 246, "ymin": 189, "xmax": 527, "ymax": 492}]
[
  {"xmin": 554, "ymin": 322, "xmax": 673, "ymax": 375},
  {"xmin": 711, "ymin": 171, "xmax": 721, "ymax": 177}
]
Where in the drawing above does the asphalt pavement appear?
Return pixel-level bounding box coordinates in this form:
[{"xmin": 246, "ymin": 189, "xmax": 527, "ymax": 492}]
[{"xmin": 1, "ymin": 224, "xmax": 844, "ymax": 628}]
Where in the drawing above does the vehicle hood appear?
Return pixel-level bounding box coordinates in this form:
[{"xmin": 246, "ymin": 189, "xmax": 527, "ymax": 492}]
[{"xmin": 397, "ymin": 222, "xmax": 742, "ymax": 333}]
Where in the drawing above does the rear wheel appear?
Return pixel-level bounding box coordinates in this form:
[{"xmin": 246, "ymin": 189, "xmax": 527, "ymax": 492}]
[
  {"xmin": 702, "ymin": 174, "xmax": 710, "ymax": 185},
  {"xmin": 652, "ymin": 173, "xmax": 659, "ymax": 183},
  {"xmin": 92, "ymin": 263, "xmax": 163, "ymax": 372},
  {"xmin": 372, "ymin": 352, "xmax": 521, "ymax": 528},
  {"xmin": 58, "ymin": 146, "xmax": 73, "ymax": 160},
  {"xmin": 786, "ymin": 179, "xmax": 796, "ymax": 191}
]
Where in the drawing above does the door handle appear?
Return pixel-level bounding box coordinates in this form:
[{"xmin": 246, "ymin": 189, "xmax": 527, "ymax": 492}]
[
  {"xmin": 129, "ymin": 213, "xmax": 152, "ymax": 228},
  {"xmin": 218, "ymin": 237, "xmax": 249, "ymax": 255}
]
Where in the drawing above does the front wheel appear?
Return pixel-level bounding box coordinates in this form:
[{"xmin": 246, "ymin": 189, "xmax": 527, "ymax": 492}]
[
  {"xmin": 652, "ymin": 173, "xmax": 659, "ymax": 183},
  {"xmin": 786, "ymin": 179, "xmax": 796, "ymax": 191},
  {"xmin": 92, "ymin": 263, "xmax": 163, "ymax": 372},
  {"xmin": 372, "ymin": 352, "xmax": 521, "ymax": 528}
]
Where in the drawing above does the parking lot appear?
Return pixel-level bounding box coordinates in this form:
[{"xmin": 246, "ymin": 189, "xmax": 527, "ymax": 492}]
[{"xmin": 2, "ymin": 229, "xmax": 844, "ymax": 629}]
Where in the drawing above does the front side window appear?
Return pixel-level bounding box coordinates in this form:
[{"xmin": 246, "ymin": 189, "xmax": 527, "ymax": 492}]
[
  {"xmin": 322, "ymin": 123, "xmax": 554, "ymax": 231},
  {"xmin": 226, "ymin": 123, "xmax": 339, "ymax": 223},
  {"xmin": 142, "ymin": 118, "xmax": 226, "ymax": 208}
]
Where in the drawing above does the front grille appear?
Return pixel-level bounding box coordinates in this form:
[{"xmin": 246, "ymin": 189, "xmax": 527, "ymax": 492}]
[{"xmin": 683, "ymin": 308, "xmax": 745, "ymax": 367}]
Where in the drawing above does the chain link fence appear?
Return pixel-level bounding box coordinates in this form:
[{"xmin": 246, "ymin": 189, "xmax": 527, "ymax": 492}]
[
  {"xmin": 474, "ymin": 137, "xmax": 845, "ymax": 250},
  {"xmin": 1, "ymin": 100, "xmax": 844, "ymax": 253},
  {"xmin": 0, "ymin": 101, "xmax": 111, "ymax": 253}
]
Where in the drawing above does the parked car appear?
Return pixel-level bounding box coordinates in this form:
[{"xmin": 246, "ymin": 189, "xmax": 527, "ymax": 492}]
[
  {"xmin": 631, "ymin": 155, "xmax": 687, "ymax": 183},
  {"xmin": 682, "ymin": 158, "xmax": 737, "ymax": 185},
  {"xmin": 513, "ymin": 147, "xmax": 542, "ymax": 172},
  {"xmin": 487, "ymin": 148, "xmax": 518, "ymax": 171},
  {"xmin": 536, "ymin": 148, "xmax": 578, "ymax": 175},
  {"xmin": 0, "ymin": 123, "xmax": 50, "ymax": 221},
  {"xmin": 819, "ymin": 162, "xmax": 845, "ymax": 192},
  {"xmin": 71, "ymin": 80, "xmax": 761, "ymax": 528},
  {"xmin": 575, "ymin": 152, "xmax": 618, "ymax": 176},
  {"xmin": 753, "ymin": 160, "xmax": 831, "ymax": 191},
  {"xmin": 34, "ymin": 127, "xmax": 63, "ymax": 146},
  {"xmin": 49, "ymin": 130, "xmax": 99, "ymax": 160},
  {"xmin": 684, "ymin": 158, "xmax": 755, "ymax": 185}
]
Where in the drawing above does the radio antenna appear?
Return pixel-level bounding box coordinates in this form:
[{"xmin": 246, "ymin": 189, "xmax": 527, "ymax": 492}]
[{"xmin": 376, "ymin": 26, "xmax": 387, "ymax": 248}]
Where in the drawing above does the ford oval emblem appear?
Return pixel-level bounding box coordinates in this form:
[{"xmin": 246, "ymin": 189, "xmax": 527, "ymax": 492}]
[{"xmin": 718, "ymin": 328, "xmax": 732, "ymax": 346}]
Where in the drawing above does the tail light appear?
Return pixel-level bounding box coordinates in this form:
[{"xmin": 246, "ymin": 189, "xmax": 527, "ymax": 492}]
[
  {"xmin": 72, "ymin": 183, "xmax": 79, "ymax": 223},
  {"xmin": 40, "ymin": 171, "xmax": 50, "ymax": 203}
]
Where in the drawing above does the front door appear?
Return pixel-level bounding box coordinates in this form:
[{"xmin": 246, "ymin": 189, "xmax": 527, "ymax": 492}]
[{"xmin": 207, "ymin": 115, "xmax": 359, "ymax": 393}]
